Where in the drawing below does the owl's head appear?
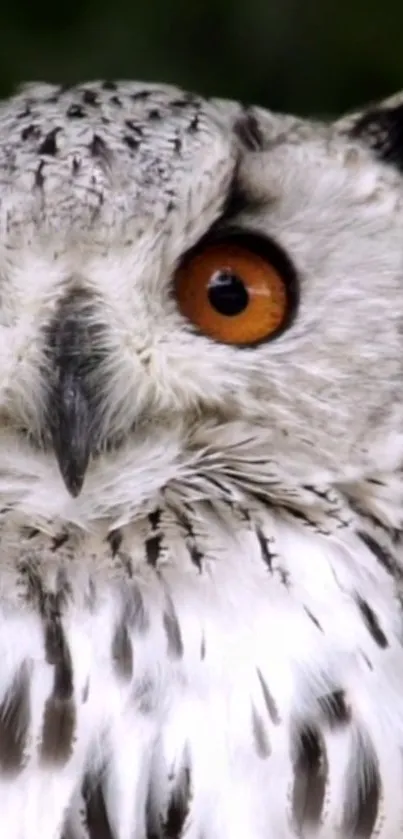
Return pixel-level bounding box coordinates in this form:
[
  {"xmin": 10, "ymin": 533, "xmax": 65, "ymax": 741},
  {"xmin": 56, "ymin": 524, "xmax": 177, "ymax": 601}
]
[{"xmin": 0, "ymin": 82, "xmax": 402, "ymax": 527}]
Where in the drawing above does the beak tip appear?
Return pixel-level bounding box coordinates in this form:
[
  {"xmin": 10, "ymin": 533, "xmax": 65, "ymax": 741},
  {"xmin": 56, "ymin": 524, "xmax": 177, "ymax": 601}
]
[
  {"xmin": 61, "ymin": 468, "xmax": 86, "ymax": 498},
  {"xmin": 66, "ymin": 478, "xmax": 85, "ymax": 498}
]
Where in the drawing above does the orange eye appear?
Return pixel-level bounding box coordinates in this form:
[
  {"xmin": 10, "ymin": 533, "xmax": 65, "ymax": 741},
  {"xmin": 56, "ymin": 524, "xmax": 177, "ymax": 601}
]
[{"xmin": 174, "ymin": 235, "xmax": 294, "ymax": 346}]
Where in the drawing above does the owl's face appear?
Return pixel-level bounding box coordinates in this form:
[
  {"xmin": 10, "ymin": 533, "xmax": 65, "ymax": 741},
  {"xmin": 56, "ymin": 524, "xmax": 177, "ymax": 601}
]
[{"xmin": 0, "ymin": 82, "xmax": 402, "ymax": 525}]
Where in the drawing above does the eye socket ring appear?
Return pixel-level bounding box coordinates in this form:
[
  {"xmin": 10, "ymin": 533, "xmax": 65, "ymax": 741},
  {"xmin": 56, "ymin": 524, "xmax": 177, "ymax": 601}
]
[{"xmin": 174, "ymin": 229, "xmax": 298, "ymax": 347}]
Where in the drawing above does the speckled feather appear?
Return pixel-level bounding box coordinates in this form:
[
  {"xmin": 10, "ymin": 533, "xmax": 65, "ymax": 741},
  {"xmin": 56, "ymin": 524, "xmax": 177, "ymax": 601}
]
[{"xmin": 0, "ymin": 80, "xmax": 403, "ymax": 838}]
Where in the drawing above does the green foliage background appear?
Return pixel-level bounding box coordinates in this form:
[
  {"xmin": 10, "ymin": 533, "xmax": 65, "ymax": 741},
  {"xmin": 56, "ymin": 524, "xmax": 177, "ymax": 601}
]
[{"xmin": 1, "ymin": 0, "xmax": 402, "ymax": 117}]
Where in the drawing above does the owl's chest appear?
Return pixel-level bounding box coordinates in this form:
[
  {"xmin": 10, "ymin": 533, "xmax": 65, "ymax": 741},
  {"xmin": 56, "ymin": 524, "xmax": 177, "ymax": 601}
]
[{"xmin": 1, "ymin": 504, "xmax": 403, "ymax": 839}]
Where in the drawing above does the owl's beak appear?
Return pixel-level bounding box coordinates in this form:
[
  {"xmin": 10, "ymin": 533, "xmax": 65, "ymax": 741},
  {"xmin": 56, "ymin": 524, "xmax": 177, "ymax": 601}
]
[
  {"xmin": 49, "ymin": 366, "xmax": 92, "ymax": 498},
  {"xmin": 46, "ymin": 288, "xmax": 98, "ymax": 497}
]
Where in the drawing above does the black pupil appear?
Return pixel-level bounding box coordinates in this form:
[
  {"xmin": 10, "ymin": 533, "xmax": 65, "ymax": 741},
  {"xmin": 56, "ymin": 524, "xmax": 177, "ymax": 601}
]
[{"xmin": 207, "ymin": 270, "xmax": 249, "ymax": 316}]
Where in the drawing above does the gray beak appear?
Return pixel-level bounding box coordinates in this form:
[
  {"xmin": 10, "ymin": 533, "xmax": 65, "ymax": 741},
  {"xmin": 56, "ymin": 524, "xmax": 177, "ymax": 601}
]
[
  {"xmin": 50, "ymin": 367, "xmax": 91, "ymax": 497},
  {"xmin": 47, "ymin": 289, "xmax": 98, "ymax": 497}
]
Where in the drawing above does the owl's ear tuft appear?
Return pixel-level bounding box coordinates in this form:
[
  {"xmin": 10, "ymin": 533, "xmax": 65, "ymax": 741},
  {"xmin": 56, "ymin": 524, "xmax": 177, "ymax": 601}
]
[{"xmin": 336, "ymin": 93, "xmax": 403, "ymax": 172}]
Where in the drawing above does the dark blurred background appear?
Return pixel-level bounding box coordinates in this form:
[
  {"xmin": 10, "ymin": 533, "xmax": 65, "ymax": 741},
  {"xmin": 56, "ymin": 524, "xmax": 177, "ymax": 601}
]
[{"xmin": 1, "ymin": 0, "xmax": 402, "ymax": 117}]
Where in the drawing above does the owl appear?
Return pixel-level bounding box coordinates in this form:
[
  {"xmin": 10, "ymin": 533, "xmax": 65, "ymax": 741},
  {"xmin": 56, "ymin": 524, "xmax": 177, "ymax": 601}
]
[{"xmin": 0, "ymin": 77, "xmax": 403, "ymax": 839}]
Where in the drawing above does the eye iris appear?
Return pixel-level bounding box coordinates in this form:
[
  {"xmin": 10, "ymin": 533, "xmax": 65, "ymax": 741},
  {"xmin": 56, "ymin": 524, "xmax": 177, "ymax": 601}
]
[{"xmin": 207, "ymin": 270, "xmax": 249, "ymax": 316}]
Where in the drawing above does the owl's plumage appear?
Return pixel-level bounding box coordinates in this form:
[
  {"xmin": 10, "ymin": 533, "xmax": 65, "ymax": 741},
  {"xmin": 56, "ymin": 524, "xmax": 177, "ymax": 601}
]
[{"xmin": 0, "ymin": 79, "xmax": 403, "ymax": 838}]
